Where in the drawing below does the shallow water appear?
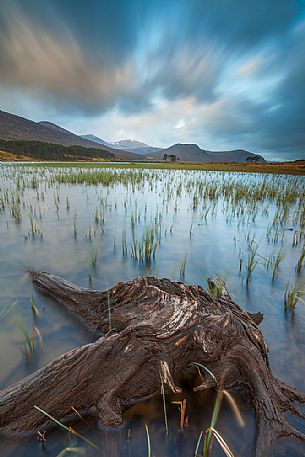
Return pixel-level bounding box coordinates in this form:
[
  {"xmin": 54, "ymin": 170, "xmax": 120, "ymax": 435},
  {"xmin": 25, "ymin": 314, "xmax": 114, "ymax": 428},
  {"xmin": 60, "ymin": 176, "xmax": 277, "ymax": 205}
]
[{"xmin": 0, "ymin": 165, "xmax": 304, "ymax": 457}]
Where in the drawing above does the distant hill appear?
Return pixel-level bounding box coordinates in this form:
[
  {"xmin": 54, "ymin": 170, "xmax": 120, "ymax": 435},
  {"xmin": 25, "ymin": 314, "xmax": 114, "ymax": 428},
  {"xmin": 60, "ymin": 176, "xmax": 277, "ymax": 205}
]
[
  {"xmin": 148, "ymin": 143, "xmax": 266, "ymax": 163},
  {"xmin": 109, "ymin": 139, "xmax": 162, "ymax": 155},
  {"xmin": 0, "ymin": 110, "xmax": 266, "ymax": 163},
  {"xmin": 82, "ymin": 135, "xmax": 161, "ymax": 155},
  {"xmin": 0, "ymin": 110, "xmax": 141, "ymax": 161},
  {"xmin": 80, "ymin": 134, "xmax": 108, "ymax": 145}
]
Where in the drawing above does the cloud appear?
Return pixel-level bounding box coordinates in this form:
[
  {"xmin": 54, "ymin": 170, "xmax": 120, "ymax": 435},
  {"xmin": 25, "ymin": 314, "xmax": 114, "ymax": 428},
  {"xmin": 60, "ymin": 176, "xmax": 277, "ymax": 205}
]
[
  {"xmin": 0, "ymin": 8, "xmax": 140, "ymax": 113},
  {"xmin": 0, "ymin": 0, "xmax": 304, "ymax": 159}
]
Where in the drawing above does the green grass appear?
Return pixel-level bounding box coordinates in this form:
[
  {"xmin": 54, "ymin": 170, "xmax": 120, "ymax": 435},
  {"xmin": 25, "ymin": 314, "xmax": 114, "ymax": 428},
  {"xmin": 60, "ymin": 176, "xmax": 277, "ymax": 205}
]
[{"xmin": 284, "ymin": 280, "xmax": 305, "ymax": 311}]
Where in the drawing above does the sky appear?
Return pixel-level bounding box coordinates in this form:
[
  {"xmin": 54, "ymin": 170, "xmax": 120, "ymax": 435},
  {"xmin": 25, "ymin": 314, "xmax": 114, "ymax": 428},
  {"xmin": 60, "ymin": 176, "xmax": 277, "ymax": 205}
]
[{"xmin": 0, "ymin": 0, "xmax": 305, "ymax": 161}]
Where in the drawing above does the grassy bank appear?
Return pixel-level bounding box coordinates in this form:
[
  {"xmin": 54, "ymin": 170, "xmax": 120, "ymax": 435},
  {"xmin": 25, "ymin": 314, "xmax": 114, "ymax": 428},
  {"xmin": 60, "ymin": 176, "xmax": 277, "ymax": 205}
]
[{"xmin": 0, "ymin": 150, "xmax": 33, "ymax": 161}]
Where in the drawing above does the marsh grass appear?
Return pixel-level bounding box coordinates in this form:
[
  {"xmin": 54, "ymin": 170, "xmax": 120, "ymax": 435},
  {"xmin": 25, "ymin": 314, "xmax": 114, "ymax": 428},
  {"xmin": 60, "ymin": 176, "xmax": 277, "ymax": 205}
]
[
  {"xmin": 161, "ymin": 382, "xmax": 169, "ymax": 436},
  {"xmin": 284, "ymin": 279, "xmax": 305, "ymax": 311},
  {"xmin": 194, "ymin": 430, "xmax": 203, "ymax": 456},
  {"xmin": 296, "ymin": 243, "xmax": 305, "ymax": 273},
  {"xmin": 204, "ymin": 427, "xmax": 235, "ymax": 457},
  {"xmin": 16, "ymin": 322, "xmax": 42, "ymax": 361},
  {"xmin": 180, "ymin": 255, "xmax": 187, "ymax": 279},
  {"xmin": 73, "ymin": 214, "xmax": 78, "ymax": 239},
  {"xmin": 171, "ymin": 399, "xmax": 187, "ymax": 431},
  {"xmin": 31, "ymin": 294, "xmax": 40, "ymax": 317},
  {"xmin": 145, "ymin": 424, "xmax": 151, "ymax": 457},
  {"xmin": 34, "ymin": 406, "xmax": 98, "ymax": 449},
  {"xmin": 190, "ymin": 362, "xmax": 217, "ymax": 383},
  {"xmin": 203, "ymin": 388, "xmax": 224, "ymax": 456},
  {"xmin": 246, "ymin": 245, "xmax": 258, "ymax": 286},
  {"xmin": 272, "ymin": 248, "xmax": 285, "ymax": 280},
  {"xmin": 56, "ymin": 447, "xmax": 85, "ymax": 457}
]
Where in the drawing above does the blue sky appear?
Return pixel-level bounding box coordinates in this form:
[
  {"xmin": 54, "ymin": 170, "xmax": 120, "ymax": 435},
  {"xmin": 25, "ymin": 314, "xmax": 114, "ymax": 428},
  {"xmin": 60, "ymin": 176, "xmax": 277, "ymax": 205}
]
[{"xmin": 0, "ymin": 0, "xmax": 305, "ymax": 160}]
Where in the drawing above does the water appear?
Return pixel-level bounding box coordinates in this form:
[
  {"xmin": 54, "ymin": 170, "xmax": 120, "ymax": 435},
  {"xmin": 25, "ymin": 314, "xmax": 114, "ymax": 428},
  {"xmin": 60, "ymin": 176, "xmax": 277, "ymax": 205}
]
[{"xmin": 0, "ymin": 165, "xmax": 304, "ymax": 457}]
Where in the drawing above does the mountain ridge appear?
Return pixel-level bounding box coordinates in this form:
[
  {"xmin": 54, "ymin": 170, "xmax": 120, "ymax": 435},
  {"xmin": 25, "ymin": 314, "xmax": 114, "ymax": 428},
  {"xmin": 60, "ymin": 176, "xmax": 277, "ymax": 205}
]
[
  {"xmin": 0, "ymin": 109, "xmax": 265, "ymax": 163},
  {"xmin": 0, "ymin": 110, "xmax": 141, "ymax": 161},
  {"xmin": 148, "ymin": 143, "xmax": 266, "ymax": 163},
  {"xmin": 81, "ymin": 134, "xmax": 161, "ymax": 155}
]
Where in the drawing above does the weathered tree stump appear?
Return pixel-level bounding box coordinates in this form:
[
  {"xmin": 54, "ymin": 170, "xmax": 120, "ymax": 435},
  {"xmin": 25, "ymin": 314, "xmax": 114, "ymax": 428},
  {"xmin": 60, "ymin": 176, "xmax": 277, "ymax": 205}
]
[{"xmin": 0, "ymin": 272, "xmax": 305, "ymax": 457}]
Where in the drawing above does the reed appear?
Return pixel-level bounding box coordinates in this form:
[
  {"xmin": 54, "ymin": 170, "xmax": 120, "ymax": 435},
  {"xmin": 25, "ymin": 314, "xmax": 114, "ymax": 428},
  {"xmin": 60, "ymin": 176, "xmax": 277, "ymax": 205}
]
[
  {"xmin": 73, "ymin": 214, "xmax": 78, "ymax": 239},
  {"xmin": 171, "ymin": 399, "xmax": 187, "ymax": 431},
  {"xmin": 194, "ymin": 431, "xmax": 203, "ymax": 457},
  {"xmin": 246, "ymin": 245, "xmax": 258, "ymax": 286},
  {"xmin": 145, "ymin": 424, "xmax": 151, "ymax": 457},
  {"xmin": 180, "ymin": 255, "xmax": 187, "ymax": 279},
  {"xmin": 204, "ymin": 427, "xmax": 235, "ymax": 457},
  {"xmin": 203, "ymin": 388, "xmax": 224, "ymax": 456},
  {"xmin": 284, "ymin": 280, "xmax": 305, "ymax": 311},
  {"xmin": 34, "ymin": 405, "xmax": 98, "ymax": 449},
  {"xmin": 161, "ymin": 382, "xmax": 169, "ymax": 436},
  {"xmin": 272, "ymin": 248, "xmax": 285, "ymax": 280},
  {"xmin": 296, "ymin": 243, "xmax": 305, "ymax": 273},
  {"xmin": 56, "ymin": 447, "xmax": 85, "ymax": 457},
  {"xmin": 31, "ymin": 294, "xmax": 40, "ymax": 317}
]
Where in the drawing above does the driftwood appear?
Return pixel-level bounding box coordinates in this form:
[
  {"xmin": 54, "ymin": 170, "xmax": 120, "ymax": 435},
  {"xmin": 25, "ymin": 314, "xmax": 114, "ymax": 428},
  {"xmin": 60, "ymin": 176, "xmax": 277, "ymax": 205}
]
[{"xmin": 0, "ymin": 272, "xmax": 305, "ymax": 456}]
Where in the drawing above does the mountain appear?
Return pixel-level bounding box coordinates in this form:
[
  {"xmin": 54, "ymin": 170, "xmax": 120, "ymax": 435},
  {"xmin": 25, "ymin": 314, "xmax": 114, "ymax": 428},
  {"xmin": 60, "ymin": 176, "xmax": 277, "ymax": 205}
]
[
  {"xmin": 111, "ymin": 139, "xmax": 149, "ymax": 149},
  {"xmin": 108, "ymin": 139, "xmax": 162, "ymax": 155},
  {"xmin": 80, "ymin": 134, "xmax": 107, "ymax": 145},
  {"xmin": 82, "ymin": 134, "xmax": 161, "ymax": 155},
  {"xmin": 0, "ymin": 110, "xmax": 266, "ymax": 163},
  {"xmin": 147, "ymin": 143, "xmax": 266, "ymax": 163},
  {"xmin": 0, "ymin": 110, "xmax": 141, "ymax": 161}
]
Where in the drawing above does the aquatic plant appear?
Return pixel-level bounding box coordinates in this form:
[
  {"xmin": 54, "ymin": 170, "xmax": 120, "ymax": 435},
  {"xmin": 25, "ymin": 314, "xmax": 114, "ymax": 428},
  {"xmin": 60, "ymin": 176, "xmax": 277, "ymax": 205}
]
[
  {"xmin": 180, "ymin": 255, "xmax": 187, "ymax": 279},
  {"xmin": 161, "ymin": 382, "xmax": 169, "ymax": 436},
  {"xmin": 172, "ymin": 399, "xmax": 187, "ymax": 431},
  {"xmin": 145, "ymin": 424, "xmax": 151, "ymax": 457},
  {"xmin": 284, "ymin": 280, "xmax": 305, "ymax": 311},
  {"xmin": 296, "ymin": 243, "xmax": 305, "ymax": 273},
  {"xmin": 272, "ymin": 248, "xmax": 285, "ymax": 280},
  {"xmin": 34, "ymin": 405, "xmax": 98, "ymax": 449}
]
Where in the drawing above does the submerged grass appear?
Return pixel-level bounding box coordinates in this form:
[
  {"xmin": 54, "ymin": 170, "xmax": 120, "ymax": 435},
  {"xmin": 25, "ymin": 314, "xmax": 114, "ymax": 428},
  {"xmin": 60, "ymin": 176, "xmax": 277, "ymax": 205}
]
[
  {"xmin": 34, "ymin": 406, "xmax": 98, "ymax": 449},
  {"xmin": 171, "ymin": 399, "xmax": 187, "ymax": 431},
  {"xmin": 296, "ymin": 243, "xmax": 305, "ymax": 273},
  {"xmin": 56, "ymin": 447, "xmax": 85, "ymax": 457},
  {"xmin": 204, "ymin": 427, "xmax": 235, "ymax": 457},
  {"xmin": 203, "ymin": 388, "xmax": 224, "ymax": 456},
  {"xmin": 284, "ymin": 279, "xmax": 305, "ymax": 311},
  {"xmin": 145, "ymin": 424, "xmax": 151, "ymax": 457},
  {"xmin": 180, "ymin": 255, "xmax": 187, "ymax": 279},
  {"xmin": 161, "ymin": 382, "xmax": 169, "ymax": 436},
  {"xmin": 272, "ymin": 248, "xmax": 285, "ymax": 280}
]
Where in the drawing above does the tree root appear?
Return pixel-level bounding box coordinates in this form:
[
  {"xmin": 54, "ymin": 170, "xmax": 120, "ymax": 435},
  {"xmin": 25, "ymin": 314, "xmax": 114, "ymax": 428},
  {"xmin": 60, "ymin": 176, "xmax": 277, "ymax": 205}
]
[{"xmin": 0, "ymin": 272, "xmax": 304, "ymax": 457}]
